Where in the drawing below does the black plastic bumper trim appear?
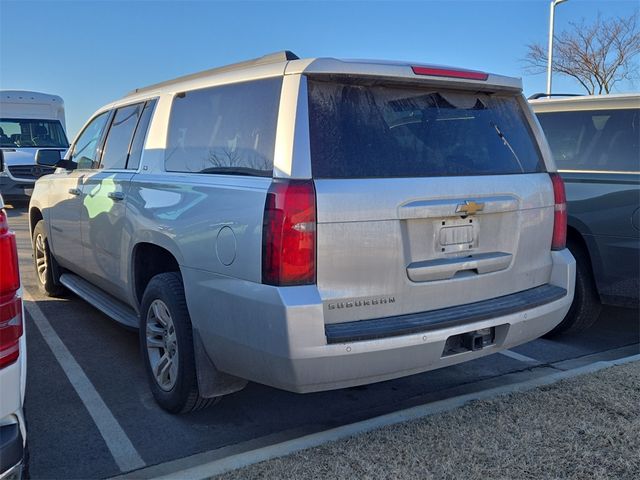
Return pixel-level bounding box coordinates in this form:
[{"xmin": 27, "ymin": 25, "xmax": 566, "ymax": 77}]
[
  {"xmin": 325, "ymin": 284, "xmax": 567, "ymax": 344},
  {"xmin": 0, "ymin": 423, "xmax": 23, "ymax": 475}
]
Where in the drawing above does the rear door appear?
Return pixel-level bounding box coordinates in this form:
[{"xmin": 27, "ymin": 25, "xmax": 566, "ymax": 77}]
[
  {"xmin": 80, "ymin": 100, "xmax": 155, "ymax": 300},
  {"xmin": 306, "ymin": 77, "xmax": 555, "ymax": 324}
]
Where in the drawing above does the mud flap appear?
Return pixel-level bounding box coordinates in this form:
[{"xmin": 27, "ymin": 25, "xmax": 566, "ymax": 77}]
[{"xmin": 193, "ymin": 329, "xmax": 248, "ymax": 398}]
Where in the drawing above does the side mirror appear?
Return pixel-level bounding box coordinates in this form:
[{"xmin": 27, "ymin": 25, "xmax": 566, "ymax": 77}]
[
  {"xmin": 35, "ymin": 149, "xmax": 62, "ymax": 167},
  {"xmin": 35, "ymin": 149, "xmax": 76, "ymax": 170}
]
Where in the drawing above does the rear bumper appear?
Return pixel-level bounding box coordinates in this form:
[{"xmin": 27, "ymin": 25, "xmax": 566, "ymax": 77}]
[
  {"xmin": 0, "ymin": 424, "xmax": 24, "ymax": 480},
  {"xmin": 186, "ymin": 249, "xmax": 575, "ymax": 393},
  {"xmin": 325, "ymin": 284, "xmax": 567, "ymax": 344}
]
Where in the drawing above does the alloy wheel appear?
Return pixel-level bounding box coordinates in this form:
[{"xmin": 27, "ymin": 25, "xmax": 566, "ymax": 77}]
[
  {"xmin": 146, "ymin": 299, "xmax": 179, "ymax": 391},
  {"xmin": 35, "ymin": 233, "xmax": 48, "ymax": 285}
]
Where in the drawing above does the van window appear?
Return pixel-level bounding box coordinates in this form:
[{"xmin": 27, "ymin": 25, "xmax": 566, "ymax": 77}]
[
  {"xmin": 307, "ymin": 77, "xmax": 544, "ymax": 178},
  {"xmin": 0, "ymin": 119, "xmax": 68, "ymax": 148},
  {"xmin": 100, "ymin": 103, "xmax": 143, "ymax": 170},
  {"xmin": 536, "ymin": 108, "xmax": 640, "ymax": 172},
  {"xmin": 165, "ymin": 77, "xmax": 282, "ymax": 176}
]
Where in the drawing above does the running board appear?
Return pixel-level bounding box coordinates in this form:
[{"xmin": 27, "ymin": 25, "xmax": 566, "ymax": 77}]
[{"xmin": 59, "ymin": 273, "xmax": 139, "ymax": 329}]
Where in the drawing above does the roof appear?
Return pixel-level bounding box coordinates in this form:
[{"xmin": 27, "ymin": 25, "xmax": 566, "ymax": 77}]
[
  {"xmin": 120, "ymin": 51, "xmax": 522, "ymax": 104},
  {"xmin": 0, "ymin": 90, "xmax": 64, "ymax": 104},
  {"xmin": 529, "ymin": 93, "xmax": 640, "ymax": 112},
  {"xmin": 127, "ymin": 51, "xmax": 300, "ymax": 96}
]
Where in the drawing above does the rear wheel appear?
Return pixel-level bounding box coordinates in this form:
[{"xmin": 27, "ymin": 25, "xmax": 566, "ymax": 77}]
[
  {"xmin": 140, "ymin": 272, "xmax": 217, "ymax": 413},
  {"xmin": 545, "ymin": 239, "xmax": 601, "ymax": 337},
  {"xmin": 32, "ymin": 220, "xmax": 65, "ymax": 297}
]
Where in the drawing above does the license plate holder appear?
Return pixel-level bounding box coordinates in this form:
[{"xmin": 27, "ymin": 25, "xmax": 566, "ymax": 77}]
[{"xmin": 436, "ymin": 217, "xmax": 477, "ymax": 254}]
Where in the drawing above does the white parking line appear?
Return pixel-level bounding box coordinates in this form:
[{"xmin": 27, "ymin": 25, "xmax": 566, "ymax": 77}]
[
  {"xmin": 499, "ymin": 349, "xmax": 541, "ymax": 365},
  {"xmin": 23, "ymin": 289, "xmax": 146, "ymax": 472}
]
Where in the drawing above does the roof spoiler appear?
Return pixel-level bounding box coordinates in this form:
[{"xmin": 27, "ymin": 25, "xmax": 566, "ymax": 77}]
[
  {"xmin": 127, "ymin": 50, "xmax": 299, "ymax": 96},
  {"xmin": 528, "ymin": 93, "xmax": 584, "ymax": 100}
]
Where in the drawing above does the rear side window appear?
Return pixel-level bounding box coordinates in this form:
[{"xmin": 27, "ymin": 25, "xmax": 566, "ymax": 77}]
[
  {"xmin": 307, "ymin": 77, "xmax": 544, "ymax": 178},
  {"xmin": 165, "ymin": 77, "xmax": 282, "ymax": 176},
  {"xmin": 536, "ymin": 108, "xmax": 639, "ymax": 172},
  {"xmin": 100, "ymin": 103, "xmax": 143, "ymax": 170},
  {"xmin": 127, "ymin": 100, "xmax": 156, "ymax": 170}
]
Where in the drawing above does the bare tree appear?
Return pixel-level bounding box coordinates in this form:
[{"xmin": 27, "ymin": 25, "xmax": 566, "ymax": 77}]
[{"xmin": 524, "ymin": 12, "xmax": 640, "ymax": 94}]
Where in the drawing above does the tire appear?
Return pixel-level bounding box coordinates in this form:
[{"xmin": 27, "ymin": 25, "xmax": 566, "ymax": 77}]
[
  {"xmin": 32, "ymin": 220, "xmax": 65, "ymax": 297},
  {"xmin": 545, "ymin": 239, "xmax": 602, "ymax": 337},
  {"xmin": 140, "ymin": 272, "xmax": 216, "ymax": 413}
]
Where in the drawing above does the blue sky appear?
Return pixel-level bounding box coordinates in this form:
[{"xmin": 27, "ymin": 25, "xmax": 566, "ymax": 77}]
[{"xmin": 1, "ymin": 0, "xmax": 638, "ymax": 138}]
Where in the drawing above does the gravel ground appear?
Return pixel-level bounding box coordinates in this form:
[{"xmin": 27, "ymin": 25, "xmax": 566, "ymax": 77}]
[{"xmin": 216, "ymin": 361, "xmax": 640, "ymax": 480}]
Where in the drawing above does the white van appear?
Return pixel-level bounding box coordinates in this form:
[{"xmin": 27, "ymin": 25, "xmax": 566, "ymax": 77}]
[{"xmin": 0, "ymin": 90, "xmax": 69, "ymax": 202}]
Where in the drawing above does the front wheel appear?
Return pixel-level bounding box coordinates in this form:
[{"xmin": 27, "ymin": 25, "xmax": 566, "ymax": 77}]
[
  {"xmin": 140, "ymin": 272, "xmax": 216, "ymax": 413},
  {"xmin": 32, "ymin": 220, "xmax": 65, "ymax": 297}
]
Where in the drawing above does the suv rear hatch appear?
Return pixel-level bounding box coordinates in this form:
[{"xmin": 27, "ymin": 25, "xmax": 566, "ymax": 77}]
[{"xmin": 307, "ymin": 75, "xmax": 555, "ymax": 325}]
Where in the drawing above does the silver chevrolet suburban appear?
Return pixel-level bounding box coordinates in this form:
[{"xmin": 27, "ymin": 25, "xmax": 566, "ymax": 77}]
[{"xmin": 29, "ymin": 51, "xmax": 575, "ymax": 413}]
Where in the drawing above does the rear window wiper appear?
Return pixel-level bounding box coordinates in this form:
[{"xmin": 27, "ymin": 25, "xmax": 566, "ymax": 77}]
[{"xmin": 490, "ymin": 121, "xmax": 525, "ymax": 173}]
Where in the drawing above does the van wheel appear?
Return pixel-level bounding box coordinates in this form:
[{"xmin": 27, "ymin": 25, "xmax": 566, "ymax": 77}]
[
  {"xmin": 32, "ymin": 220, "xmax": 65, "ymax": 297},
  {"xmin": 140, "ymin": 272, "xmax": 217, "ymax": 413},
  {"xmin": 545, "ymin": 239, "xmax": 601, "ymax": 337}
]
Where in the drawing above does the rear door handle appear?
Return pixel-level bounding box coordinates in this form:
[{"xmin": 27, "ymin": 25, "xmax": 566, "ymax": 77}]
[
  {"xmin": 107, "ymin": 191, "xmax": 125, "ymax": 201},
  {"xmin": 68, "ymin": 188, "xmax": 81, "ymax": 196},
  {"xmin": 407, "ymin": 252, "xmax": 513, "ymax": 282}
]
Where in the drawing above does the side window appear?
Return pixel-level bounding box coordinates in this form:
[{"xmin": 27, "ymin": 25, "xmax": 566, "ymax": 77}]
[
  {"xmin": 70, "ymin": 112, "xmax": 110, "ymax": 169},
  {"xmin": 127, "ymin": 100, "xmax": 156, "ymax": 170},
  {"xmin": 537, "ymin": 108, "xmax": 640, "ymax": 172},
  {"xmin": 165, "ymin": 77, "xmax": 282, "ymax": 176},
  {"xmin": 100, "ymin": 103, "xmax": 143, "ymax": 170}
]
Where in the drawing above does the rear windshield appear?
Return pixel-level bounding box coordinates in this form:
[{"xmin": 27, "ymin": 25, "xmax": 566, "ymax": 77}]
[
  {"xmin": 0, "ymin": 118, "xmax": 69, "ymax": 148},
  {"xmin": 307, "ymin": 77, "xmax": 544, "ymax": 178},
  {"xmin": 536, "ymin": 108, "xmax": 639, "ymax": 172}
]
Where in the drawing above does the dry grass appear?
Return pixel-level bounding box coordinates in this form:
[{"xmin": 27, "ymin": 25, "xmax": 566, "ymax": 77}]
[{"xmin": 217, "ymin": 362, "xmax": 640, "ymax": 480}]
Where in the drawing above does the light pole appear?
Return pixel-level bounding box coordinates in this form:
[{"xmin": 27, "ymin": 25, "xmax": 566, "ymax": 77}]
[{"xmin": 546, "ymin": 0, "xmax": 568, "ymax": 95}]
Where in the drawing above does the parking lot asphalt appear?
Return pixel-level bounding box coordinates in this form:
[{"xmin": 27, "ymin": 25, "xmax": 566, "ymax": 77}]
[{"xmin": 5, "ymin": 203, "xmax": 639, "ymax": 480}]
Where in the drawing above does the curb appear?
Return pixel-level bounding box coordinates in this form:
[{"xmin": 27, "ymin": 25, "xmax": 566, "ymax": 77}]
[{"xmin": 139, "ymin": 353, "xmax": 640, "ymax": 479}]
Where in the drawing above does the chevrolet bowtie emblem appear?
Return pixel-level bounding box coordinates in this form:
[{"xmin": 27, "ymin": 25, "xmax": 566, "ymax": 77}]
[{"xmin": 456, "ymin": 200, "xmax": 485, "ymax": 216}]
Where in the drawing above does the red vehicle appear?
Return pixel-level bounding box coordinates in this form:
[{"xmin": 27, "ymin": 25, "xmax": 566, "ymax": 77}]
[{"xmin": 0, "ymin": 150, "xmax": 27, "ymax": 479}]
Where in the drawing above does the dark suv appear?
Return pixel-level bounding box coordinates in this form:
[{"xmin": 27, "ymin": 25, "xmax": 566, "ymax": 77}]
[{"xmin": 531, "ymin": 94, "xmax": 640, "ymax": 335}]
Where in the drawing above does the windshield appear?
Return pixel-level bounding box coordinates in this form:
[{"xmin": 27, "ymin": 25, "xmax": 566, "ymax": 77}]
[
  {"xmin": 307, "ymin": 77, "xmax": 544, "ymax": 178},
  {"xmin": 0, "ymin": 118, "xmax": 69, "ymax": 148}
]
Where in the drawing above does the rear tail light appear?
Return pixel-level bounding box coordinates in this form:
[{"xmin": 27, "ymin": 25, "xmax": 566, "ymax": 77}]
[
  {"xmin": 0, "ymin": 208, "xmax": 23, "ymax": 369},
  {"xmin": 549, "ymin": 173, "xmax": 567, "ymax": 250},
  {"xmin": 411, "ymin": 66, "xmax": 489, "ymax": 81},
  {"xmin": 0, "ymin": 210, "xmax": 20, "ymax": 296},
  {"xmin": 0, "ymin": 297, "xmax": 22, "ymax": 368},
  {"xmin": 262, "ymin": 180, "xmax": 316, "ymax": 286}
]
